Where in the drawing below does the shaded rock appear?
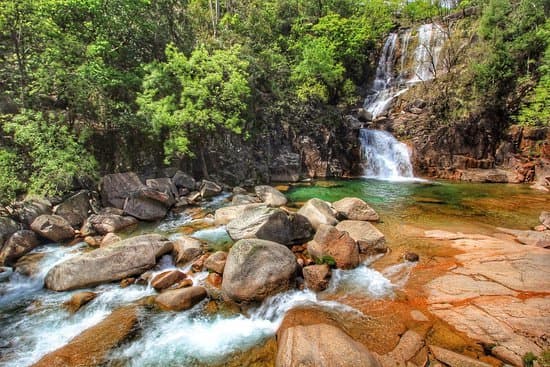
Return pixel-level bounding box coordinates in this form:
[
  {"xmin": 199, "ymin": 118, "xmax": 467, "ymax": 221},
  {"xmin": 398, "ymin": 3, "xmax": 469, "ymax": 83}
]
[
  {"xmin": 254, "ymin": 185, "xmax": 288, "ymax": 207},
  {"xmin": 0, "ymin": 217, "xmax": 20, "ymax": 246},
  {"xmin": 172, "ymin": 171, "xmax": 196, "ymax": 190},
  {"xmin": 276, "ymin": 323, "xmax": 381, "ymax": 367},
  {"xmin": 81, "ymin": 213, "xmax": 138, "ymax": 236},
  {"xmin": 227, "ymin": 206, "xmax": 292, "ymax": 244},
  {"xmin": 187, "ymin": 191, "xmax": 202, "ymax": 204},
  {"xmin": 45, "ymin": 234, "xmax": 172, "ymax": 291},
  {"xmin": 151, "ymin": 270, "xmax": 187, "ymax": 291},
  {"xmin": 0, "ymin": 230, "xmax": 40, "ymax": 266},
  {"xmin": 172, "ymin": 236, "xmax": 203, "ymax": 265},
  {"xmin": 14, "ymin": 252, "xmax": 46, "ymax": 277},
  {"xmin": 53, "ymin": 190, "xmax": 91, "ymax": 228},
  {"xmin": 200, "ymin": 180, "xmax": 222, "ymax": 198},
  {"xmin": 146, "ymin": 178, "xmax": 178, "ymax": 199},
  {"xmin": 12, "ymin": 198, "xmax": 52, "ymax": 225},
  {"xmin": 99, "ymin": 233, "xmax": 121, "ymax": 247},
  {"xmin": 30, "ymin": 215, "xmax": 75, "ymax": 242},
  {"xmin": 31, "ymin": 306, "xmax": 138, "ymax": 367},
  {"xmin": 540, "ymin": 211, "xmax": 550, "ymax": 229},
  {"xmin": 357, "ymin": 108, "xmax": 373, "ymax": 122},
  {"xmin": 84, "ymin": 235, "xmax": 101, "ymax": 247},
  {"xmin": 100, "ymin": 172, "xmax": 143, "ymax": 209},
  {"xmin": 289, "ymin": 213, "xmax": 315, "ymax": 245},
  {"xmin": 231, "ymin": 194, "xmax": 260, "ymax": 205},
  {"xmin": 269, "ymin": 151, "xmax": 301, "ymax": 182},
  {"xmin": 297, "ymin": 198, "xmax": 338, "ymax": 230},
  {"xmin": 155, "ymin": 286, "xmax": 207, "ymax": 311},
  {"xmin": 204, "ymin": 251, "xmax": 227, "ymax": 274},
  {"xmin": 307, "ymin": 224, "xmax": 360, "ymax": 269},
  {"xmin": 120, "ymin": 277, "xmax": 136, "ymax": 288},
  {"xmin": 0, "ymin": 266, "xmax": 12, "ymax": 282},
  {"xmin": 63, "ymin": 291, "xmax": 97, "ymax": 313},
  {"xmin": 172, "ymin": 278, "xmax": 194, "ymax": 290},
  {"xmin": 459, "ymin": 168, "xmax": 516, "ymax": 183},
  {"xmin": 429, "ymin": 346, "xmax": 491, "ymax": 367},
  {"xmin": 123, "ymin": 187, "xmax": 173, "ymax": 221},
  {"xmin": 333, "ymin": 197, "xmax": 380, "ymax": 222},
  {"xmin": 192, "ymin": 254, "xmax": 208, "ymax": 272},
  {"xmin": 336, "ymin": 220, "xmax": 386, "ymax": 255},
  {"xmin": 404, "ymin": 252, "xmax": 419, "ymax": 262},
  {"xmin": 222, "ymin": 239, "xmax": 297, "ymax": 303},
  {"xmin": 214, "ymin": 203, "xmax": 263, "ymax": 225},
  {"xmin": 303, "ymin": 264, "xmax": 331, "ymax": 292}
]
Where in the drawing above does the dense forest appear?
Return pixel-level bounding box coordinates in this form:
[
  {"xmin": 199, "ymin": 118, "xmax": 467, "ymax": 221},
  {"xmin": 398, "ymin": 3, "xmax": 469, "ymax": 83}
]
[{"xmin": 0, "ymin": 0, "xmax": 548, "ymax": 204}]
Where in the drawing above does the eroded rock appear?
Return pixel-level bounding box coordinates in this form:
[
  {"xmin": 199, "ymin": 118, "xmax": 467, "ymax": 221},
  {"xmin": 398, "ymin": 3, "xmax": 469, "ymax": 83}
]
[
  {"xmin": 307, "ymin": 224, "xmax": 360, "ymax": 269},
  {"xmin": 303, "ymin": 264, "xmax": 331, "ymax": 292},
  {"xmin": 336, "ymin": 220, "xmax": 386, "ymax": 255},
  {"xmin": 254, "ymin": 185, "xmax": 288, "ymax": 207},
  {"xmin": 333, "ymin": 197, "xmax": 379, "ymax": 221},
  {"xmin": 0, "ymin": 230, "xmax": 40, "ymax": 266},
  {"xmin": 297, "ymin": 198, "xmax": 338, "ymax": 230},
  {"xmin": 30, "ymin": 215, "xmax": 75, "ymax": 242}
]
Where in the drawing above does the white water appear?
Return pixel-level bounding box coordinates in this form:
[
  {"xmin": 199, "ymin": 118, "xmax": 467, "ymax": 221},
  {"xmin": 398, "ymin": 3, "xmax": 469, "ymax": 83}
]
[
  {"xmin": 409, "ymin": 23, "xmax": 447, "ymax": 83},
  {"xmin": 359, "ymin": 129, "xmax": 414, "ymax": 180}
]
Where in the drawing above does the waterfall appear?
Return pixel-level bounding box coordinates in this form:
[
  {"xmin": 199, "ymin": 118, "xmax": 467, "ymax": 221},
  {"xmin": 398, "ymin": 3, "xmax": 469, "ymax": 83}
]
[
  {"xmin": 408, "ymin": 23, "xmax": 447, "ymax": 83},
  {"xmin": 359, "ymin": 129, "xmax": 414, "ymax": 180}
]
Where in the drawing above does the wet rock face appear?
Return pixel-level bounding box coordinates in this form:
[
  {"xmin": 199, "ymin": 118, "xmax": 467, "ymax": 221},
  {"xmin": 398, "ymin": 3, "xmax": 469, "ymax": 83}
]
[
  {"xmin": 276, "ymin": 323, "xmax": 382, "ymax": 367},
  {"xmin": 302, "ymin": 264, "xmax": 331, "ymax": 292},
  {"xmin": 307, "ymin": 224, "xmax": 360, "ymax": 270},
  {"xmin": 155, "ymin": 286, "xmax": 207, "ymax": 311},
  {"xmin": 63, "ymin": 292, "xmax": 97, "ymax": 313},
  {"xmin": 151, "ymin": 270, "xmax": 187, "ymax": 291},
  {"xmin": 31, "ymin": 306, "xmax": 139, "ymax": 367},
  {"xmin": 45, "ymin": 234, "xmax": 172, "ymax": 291},
  {"xmin": 222, "ymin": 239, "xmax": 297, "ymax": 303}
]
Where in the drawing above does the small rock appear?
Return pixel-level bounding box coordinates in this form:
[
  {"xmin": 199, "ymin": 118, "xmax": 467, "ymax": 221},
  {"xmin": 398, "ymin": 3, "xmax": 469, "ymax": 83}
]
[
  {"xmin": 192, "ymin": 254, "xmax": 209, "ymax": 272},
  {"xmin": 207, "ymin": 272, "xmax": 223, "ymax": 287},
  {"xmin": 151, "ymin": 270, "xmax": 187, "ymax": 291},
  {"xmin": 172, "ymin": 171, "xmax": 196, "ymax": 191},
  {"xmin": 214, "ymin": 203, "xmax": 262, "ymax": 225},
  {"xmin": 232, "ymin": 186, "xmax": 248, "ymax": 195},
  {"xmin": 336, "ymin": 220, "xmax": 387, "ymax": 255},
  {"xmin": 200, "ymin": 180, "xmax": 222, "ymax": 198},
  {"xmin": 80, "ymin": 213, "xmax": 138, "ymax": 236},
  {"xmin": 404, "ymin": 252, "xmax": 419, "ymax": 262},
  {"xmin": 534, "ymin": 225, "xmax": 547, "ymax": 231},
  {"xmin": 155, "ymin": 286, "xmax": 207, "ymax": 311},
  {"xmin": 63, "ymin": 291, "xmax": 97, "ymax": 313},
  {"xmin": 84, "ymin": 236, "xmax": 101, "ymax": 247},
  {"xmin": 303, "ymin": 264, "xmax": 331, "ymax": 292},
  {"xmin": 31, "ymin": 214, "xmax": 75, "ymax": 242},
  {"xmin": 172, "ymin": 236, "xmax": 203, "ymax": 265},
  {"xmin": 120, "ymin": 278, "xmax": 136, "ymax": 288},
  {"xmin": 231, "ymin": 194, "xmax": 260, "ymax": 205},
  {"xmin": 254, "ymin": 185, "xmax": 288, "ymax": 207},
  {"xmin": 53, "ymin": 190, "xmax": 91, "ymax": 228},
  {"xmin": 171, "ymin": 278, "xmax": 193, "ymax": 290},
  {"xmin": 187, "ymin": 191, "xmax": 202, "ymax": 204},
  {"xmin": 204, "ymin": 251, "xmax": 227, "ymax": 274},
  {"xmin": 307, "ymin": 224, "xmax": 360, "ymax": 269}
]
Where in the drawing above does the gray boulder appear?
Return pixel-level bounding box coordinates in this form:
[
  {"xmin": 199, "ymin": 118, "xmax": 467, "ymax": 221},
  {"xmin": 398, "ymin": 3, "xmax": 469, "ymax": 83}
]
[
  {"xmin": 53, "ymin": 190, "xmax": 91, "ymax": 228},
  {"xmin": 214, "ymin": 203, "xmax": 263, "ymax": 225},
  {"xmin": 0, "ymin": 230, "xmax": 40, "ymax": 266},
  {"xmin": 0, "ymin": 217, "xmax": 20, "ymax": 246},
  {"xmin": 146, "ymin": 178, "xmax": 178, "ymax": 199},
  {"xmin": 336, "ymin": 220, "xmax": 387, "ymax": 255},
  {"xmin": 333, "ymin": 197, "xmax": 379, "ymax": 221},
  {"xmin": 45, "ymin": 234, "xmax": 172, "ymax": 291},
  {"xmin": 31, "ymin": 215, "xmax": 75, "ymax": 242},
  {"xmin": 231, "ymin": 194, "xmax": 260, "ymax": 205},
  {"xmin": 100, "ymin": 172, "xmax": 144, "ymax": 209},
  {"xmin": 172, "ymin": 171, "xmax": 196, "ymax": 191},
  {"xmin": 297, "ymin": 198, "xmax": 338, "ymax": 230},
  {"xmin": 254, "ymin": 185, "xmax": 288, "ymax": 207},
  {"xmin": 226, "ymin": 206, "xmax": 313, "ymax": 245},
  {"xmin": 123, "ymin": 187, "xmax": 173, "ymax": 221},
  {"xmin": 222, "ymin": 239, "xmax": 297, "ymax": 303},
  {"xmin": 12, "ymin": 198, "xmax": 52, "ymax": 225},
  {"xmin": 200, "ymin": 180, "xmax": 222, "ymax": 198},
  {"xmin": 80, "ymin": 213, "xmax": 138, "ymax": 235}
]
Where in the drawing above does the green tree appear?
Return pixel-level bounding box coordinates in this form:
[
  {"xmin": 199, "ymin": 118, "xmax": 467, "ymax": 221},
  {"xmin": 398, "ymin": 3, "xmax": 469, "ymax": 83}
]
[
  {"xmin": 138, "ymin": 44, "xmax": 250, "ymax": 175},
  {"xmin": 0, "ymin": 149, "xmax": 23, "ymax": 205}
]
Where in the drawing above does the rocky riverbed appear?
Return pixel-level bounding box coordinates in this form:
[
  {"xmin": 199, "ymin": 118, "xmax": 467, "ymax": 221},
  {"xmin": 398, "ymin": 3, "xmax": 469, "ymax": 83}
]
[{"xmin": 1, "ymin": 174, "xmax": 549, "ymax": 367}]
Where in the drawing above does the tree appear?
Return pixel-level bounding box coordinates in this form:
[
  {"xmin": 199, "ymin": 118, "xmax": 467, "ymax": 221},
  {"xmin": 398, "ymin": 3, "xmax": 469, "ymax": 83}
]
[{"xmin": 138, "ymin": 44, "xmax": 250, "ymax": 175}]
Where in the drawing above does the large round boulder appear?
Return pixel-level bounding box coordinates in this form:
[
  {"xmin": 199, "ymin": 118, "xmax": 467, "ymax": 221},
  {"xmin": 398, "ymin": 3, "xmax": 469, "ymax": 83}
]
[
  {"xmin": 0, "ymin": 230, "xmax": 40, "ymax": 266},
  {"xmin": 53, "ymin": 190, "xmax": 92, "ymax": 228},
  {"xmin": 297, "ymin": 198, "xmax": 338, "ymax": 230},
  {"xmin": 222, "ymin": 239, "xmax": 297, "ymax": 303},
  {"xmin": 30, "ymin": 214, "xmax": 75, "ymax": 242},
  {"xmin": 307, "ymin": 224, "xmax": 360, "ymax": 269},
  {"xmin": 45, "ymin": 234, "xmax": 172, "ymax": 291},
  {"xmin": 226, "ymin": 206, "xmax": 313, "ymax": 246},
  {"xmin": 100, "ymin": 172, "xmax": 143, "ymax": 209},
  {"xmin": 332, "ymin": 197, "xmax": 379, "ymax": 222},
  {"xmin": 277, "ymin": 323, "xmax": 382, "ymax": 367}
]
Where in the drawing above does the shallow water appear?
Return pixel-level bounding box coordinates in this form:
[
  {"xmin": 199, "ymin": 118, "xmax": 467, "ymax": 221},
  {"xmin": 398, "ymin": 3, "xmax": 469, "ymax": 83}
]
[{"xmin": 0, "ymin": 180, "xmax": 548, "ymax": 366}]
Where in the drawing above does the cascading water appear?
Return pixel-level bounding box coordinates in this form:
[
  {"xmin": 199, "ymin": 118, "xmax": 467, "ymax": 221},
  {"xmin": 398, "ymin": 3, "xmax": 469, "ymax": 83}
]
[
  {"xmin": 408, "ymin": 23, "xmax": 447, "ymax": 83},
  {"xmin": 359, "ymin": 128, "xmax": 414, "ymax": 180}
]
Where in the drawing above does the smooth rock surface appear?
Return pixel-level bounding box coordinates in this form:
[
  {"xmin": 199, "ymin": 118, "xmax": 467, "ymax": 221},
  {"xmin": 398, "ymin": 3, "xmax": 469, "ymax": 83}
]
[
  {"xmin": 307, "ymin": 224, "xmax": 360, "ymax": 269},
  {"xmin": 81, "ymin": 213, "xmax": 138, "ymax": 235},
  {"xmin": 200, "ymin": 180, "xmax": 222, "ymax": 198},
  {"xmin": 151, "ymin": 270, "xmax": 187, "ymax": 291},
  {"xmin": 227, "ymin": 206, "xmax": 292, "ymax": 244},
  {"xmin": 30, "ymin": 215, "xmax": 75, "ymax": 242},
  {"xmin": 254, "ymin": 185, "xmax": 288, "ymax": 207},
  {"xmin": 63, "ymin": 291, "xmax": 97, "ymax": 313},
  {"xmin": 333, "ymin": 197, "xmax": 379, "ymax": 221},
  {"xmin": 204, "ymin": 251, "xmax": 227, "ymax": 274},
  {"xmin": 276, "ymin": 323, "xmax": 382, "ymax": 367},
  {"xmin": 172, "ymin": 236, "xmax": 203, "ymax": 265},
  {"xmin": 222, "ymin": 239, "xmax": 297, "ymax": 303},
  {"xmin": 335, "ymin": 220, "xmax": 386, "ymax": 255},
  {"xmin": 297, "ymin": 198, "xmax": 338, "ymax": 230},
  {"xmin": 53, "ymin": 190, "xmax": 91, "ymax": 228},
  {"xmin": 100, "ymin": 172, "xmax": 144, "ymax": 209},
  {"xmin": 45, "ymin": 234, "xmax": 172, "ymax": 291},
  {"xmin": 214, "ymin": 203, "xmax": 263, "ymax": 225},
  {"xmin": 155, "ymin": 286, "xmax": 207, "ymax": 311}
]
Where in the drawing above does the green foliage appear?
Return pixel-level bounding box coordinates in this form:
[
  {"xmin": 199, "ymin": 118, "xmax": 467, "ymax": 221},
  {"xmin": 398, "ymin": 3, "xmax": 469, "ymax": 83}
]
[
  {"xmin": 315, "ymin": 255, "xmax": 337, "ymax": 266},
  {"xmin": 138, "ymin": 44, "xmax": 251, "ymax": 162},
  {"xmin": 523, "ymin": 352, "xmax": 537, "ymax": 367},
  {"xmin": 0, "ymin": 149, "xmax": 24, "ymax": 205},
  {"xmin": 2, "ymin": 110, "xmax": 97, "ymax": 197}
]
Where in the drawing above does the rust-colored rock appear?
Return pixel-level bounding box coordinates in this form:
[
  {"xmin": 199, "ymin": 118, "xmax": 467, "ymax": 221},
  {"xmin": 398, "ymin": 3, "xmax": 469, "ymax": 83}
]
[
  {"xmin": 31, "ymin": 306, "xmax": 139, "ymax": 367},
  {"xmin": 204, "ymin": 251, "xmax": 227, "ymax": 274},
  {"xmin": 307, "ymin": 224, "xmax": 360, "ymax": 269},
  {"xmin": 303, "ymin": 264, "xmax": 331, "ymax": 292},
  {"xmin": 63, "ymin": 292, "xmax": 97, "ymax": 313},
  {"xmin": 151, "ymin": 270, "xmax": 187, "ymax": 291},
  {"xmin": 100, "ymin": 233, "xmax": 121, "ymax": 247},
  {"xmin": 155, "ymin": 286, "xmax": 207, "ymax": 311}
]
